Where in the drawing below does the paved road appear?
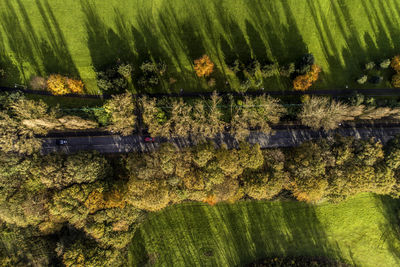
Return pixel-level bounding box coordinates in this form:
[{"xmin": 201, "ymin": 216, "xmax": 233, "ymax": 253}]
[{"xmin": 42, "ymin": 124, "xmax": 400, "ymax": 154}]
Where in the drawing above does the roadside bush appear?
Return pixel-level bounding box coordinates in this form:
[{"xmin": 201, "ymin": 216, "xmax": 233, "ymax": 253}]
[
  {"xmin": 380, "ymin": 59, "xmax": 391, "ymax": 69},
  {"xmin": 96, "ymin": 64, "xmax": 128, "ymax": 94},
  {"xmin": 29, "ymin": 76, "xmax": 47, "ymax": 90},
  {"xmin": 357, "ymin": 75, "xmax": 368, "ymax": 84},
  {"xmin": 297, "ymin": 53, "xmax": 315, "ymax": 74},
  {"xmin": 392, "ymin": 74, "xmax": 400, "ymax": 88},
  {"xmin": 139, "ymin": 61, "xmax": 167, "ymax": 88},
  {"xmin": 279, "ymin": 63, "xmax": 295, "ymax": 77},
  {"xmin": 194, "ymin": 55, "xmax": 214, "ymax": 77},
  {"xmin": 117, "ymin": 63, "xmax": 133, "ymax": 81},
  {"xmin": 365, "ymin": 61, "xmax": 376, "ymax": 70}
]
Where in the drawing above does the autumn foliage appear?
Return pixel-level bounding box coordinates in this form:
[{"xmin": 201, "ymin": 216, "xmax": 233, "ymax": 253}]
[
  {"xmin": 391, "ymin": 55, "xmax": 400, "ymax": 73},
  {"xmin": 47, "ymin": 74, "xmax": 84, "ymax": 95},
  {"xmin": 194, "ymin": 55, "xmax": 214, "ymax": 77},
  {"xmin": 293, "ymin": 64, "xmax": 321, "ymax": 91}
]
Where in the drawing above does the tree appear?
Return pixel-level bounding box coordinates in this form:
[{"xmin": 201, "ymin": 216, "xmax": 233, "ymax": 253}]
[
  {"xmin": 391, "ymin": 55, "xmax": 400, "ymax": 72},
  {"xmin": 286, "ymin": 141, "xmax": 334, "ymax": 202},
  {"xmin": 140, "ymin": 96, "xmax": 169, "ymax": 137},
  {"xmin": 293, "ymin": 64, "xmax": 321, "ymax": 91},
  {"xmin": 194, "ymin": 55, "xmax": 214, "ymax": 77},
  {"xmin": 104, "ymin": 92, "xmax": 136, "ymax": 135},
  {"xmin": 192, "ymin": 92, "xmax": 225, "ymax": 139},
  {"xmin": 31, "ymin": 152, "xmax": 110, "ymax": 189},
  {"xmin": 67, "ymin": 78, "xmax": 85, "ymax": 94},
  {"xmin": 230, "ymin": 95, "xmax": 286, "ymax": 140},
  {"xmin": 168, "ymin": 99, "xmax": 194, "ymax": 138},
  {"xmin": 299, "ymin": 96, "xmax": 363, "ymax": 131},
  {"xmin": 47, "ymin": 74, "xmax": 69, "ymax": 95}
]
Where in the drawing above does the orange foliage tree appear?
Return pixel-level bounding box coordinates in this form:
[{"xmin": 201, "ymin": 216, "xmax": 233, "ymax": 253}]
[
  {"xmin": 194, "ymin": 55, "xmax": 214, "ymax": 77},
  {"xmin": 47, "ymin": 74, "xmax": 85, "ymax": 95},
  {"xmin": 293, "ymin": 64, "xmax": 321, "ymax": 91}
]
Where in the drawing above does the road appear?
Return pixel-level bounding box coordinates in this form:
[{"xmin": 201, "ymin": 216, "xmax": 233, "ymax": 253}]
[{"xmin": 42, "ymin": 124, "xmax": 400, "ymax": 154}]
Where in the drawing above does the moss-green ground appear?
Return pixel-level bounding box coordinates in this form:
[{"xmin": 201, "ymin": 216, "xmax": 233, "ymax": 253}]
[
  {"xmin": 128, "ymin": 193, "xmax": 400, "ymax": 267},
  {"xmin": 1, "ymin": 0, "xmax": 400, "ymax": 94}
]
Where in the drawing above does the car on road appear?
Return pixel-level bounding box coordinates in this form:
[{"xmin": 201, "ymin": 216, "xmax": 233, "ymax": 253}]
[
  {"xmin": 56, "ymin": 139, "xmax": 68, "ymax": 145},
  {"xmin": 144, "ymin": 137, "xmax": 155, "ymax": 142}
]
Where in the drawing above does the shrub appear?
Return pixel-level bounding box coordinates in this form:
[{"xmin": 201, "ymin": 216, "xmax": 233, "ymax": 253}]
[
  {"xmin": 380, "ymin": 59, "xmax": 391, "ymax": 69},
  {"xmin": 66, "ymin": 79, "xmax": 84, "ymax": 94},
  {"xmin": 298, "ymin": 54, "xmax": 315, "ymax": 74},
  {"xmin": 279, "ymin": 63, "xmax": 295, "ymax": 77},
  {"xmin": 370, "ymin": 76, "xmax": 383, "ymax": 84},
  {"xmin": 392, "ymin": 74, "xmax": 400, "ymax": 88},
  {"xmin": 365, "ymin": 61, "xmax": 375, "ymax": 70},
  {"xmin": 357, "ymin": 75, "xmax": 368, "ymax": 84},
  {"xmin": 47, "ymin": 74, "xmax": 68, "ymax": 95},
  {"xmin": 261, "ymin": 63, "xmax": 280, "ymax": 78},
  {"xmin": 391, "ymin": 55, "xmax": 400, "ymax": 72},
  {"xmin": 194, "ymin": 55, "xmax": 214, "ymax": 77},
  {"xmin": 29, "ymin": 76, "xmax": 47, "ymax": 90}
]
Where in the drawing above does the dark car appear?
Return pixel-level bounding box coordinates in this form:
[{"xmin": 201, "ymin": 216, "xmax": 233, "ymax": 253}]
[
  {"xmin": 56, "ymin": 139, "xmax": 68, "ymax": 145},
  {"xmin": 144, "ymin": 137, "xmax": 155, "ymax": 142}
]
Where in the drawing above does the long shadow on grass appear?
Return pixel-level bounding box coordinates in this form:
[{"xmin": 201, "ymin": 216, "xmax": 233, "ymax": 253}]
[
  {"xmin": 376, "ymin": 195, "xmax": 400, "ymax": 264},
  {"xmin": 81, "ymin": 0, "xmax": 135, "ymax": 71},
  {"xmin": 130, "ymin": 201, "xmax": 345, "ymax": 266},
  {"xmin": 0, "ymin": 0, "xmax": 79, "ymax": 83}
]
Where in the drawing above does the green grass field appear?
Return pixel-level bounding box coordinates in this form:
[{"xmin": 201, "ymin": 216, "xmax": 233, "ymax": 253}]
[
  {"xmin": 1, "ymin": 0, "xmax": 400, "ymax": 94},
  {"xmin": 128, "ymin": 193, "xmax": 400, "ymax": 267}
]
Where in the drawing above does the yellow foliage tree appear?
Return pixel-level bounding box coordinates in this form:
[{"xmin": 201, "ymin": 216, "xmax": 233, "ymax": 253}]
[
  {"xmin": 391, "ymin": 55, "xmax": 400, "ymax": 73},
  {"xmin": 47, "ymin": 74, "xmax": 68, "ymax": 95},
  {"xmin": 67, "ymin": 78, "xmax": 85, "ymax": 94},
  {"xmin": 194, "ymin": 55, "xmax": 214, "ymax": 77},
  {"xmin": 47, "ymin": 75, "xmax": 84, "ymax": 95}
]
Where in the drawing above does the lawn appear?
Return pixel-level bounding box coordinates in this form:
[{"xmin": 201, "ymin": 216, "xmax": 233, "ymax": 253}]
[
  {"xmin": 128, "ymin": 193, "xmax": 400, "ymax": 267},
  {"xmin": 1, "ymin": 0, "xmax": 400, "ymax": 94}
]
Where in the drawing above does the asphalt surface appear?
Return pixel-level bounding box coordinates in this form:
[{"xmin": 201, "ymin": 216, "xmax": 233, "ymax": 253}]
[{"xmin": 41, "ymin": 124, "xmax": 400, "ymax": 154}]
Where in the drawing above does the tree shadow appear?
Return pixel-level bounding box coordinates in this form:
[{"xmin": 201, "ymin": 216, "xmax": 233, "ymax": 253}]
[
  {"xmin": 216, "ymin": 201, "xmax": 344, "ymax": 265},
  {"xmin": 376, "ymin": 195, "xmax": 400, "ymax": 264},
  {"xmin": 0, "ymin": 0, "xmax": 78, "ymax": 83},
  {"xmin": 81, "ymin": 0, "xmax": 134, "ymax": 71}
]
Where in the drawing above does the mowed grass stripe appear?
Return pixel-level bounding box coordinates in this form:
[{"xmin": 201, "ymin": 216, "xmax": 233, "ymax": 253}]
[
  {"xmin": 129, "ymin": 193, "xmax": 400, "ymax": 267},
  {"xmin": 1, "ymin": 0, "xmax": 400, "ymax": 94}
]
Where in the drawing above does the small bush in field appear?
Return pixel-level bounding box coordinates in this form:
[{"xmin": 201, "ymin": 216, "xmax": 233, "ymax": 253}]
[
  {"xmin": 365, "ymin": 61, "xmax": 375, "ymax": 70},
  {"xmin": 29, "ymin": 76, "xmax": 47, "ymax": 90},
  {"xmin": 380, "ymin": 59, "xmax": 391, "ymax": 69},
  {"xmin": 194, "ymin": 55, "xmax": 214, "ymax": 77},
  {"xmin": 357, "ymin": 75, "xmax": 368, "ymax": 84}
]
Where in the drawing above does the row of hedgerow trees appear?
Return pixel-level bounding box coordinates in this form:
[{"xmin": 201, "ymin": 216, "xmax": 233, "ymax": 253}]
[
  {"xmin": 103, "ymin": 92, "xmax": 400, "ymax": 137},
  {"xmin": 1, "ymin": 136, "xmax": 400, "ymax": 266},
  {"xmin": 2, "ymin": 91, "xmax": 400, "ymax": 155}
]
